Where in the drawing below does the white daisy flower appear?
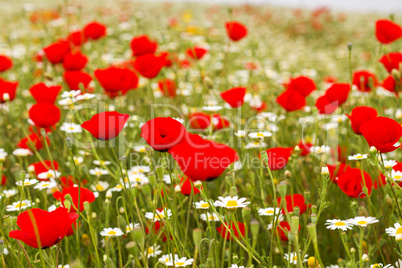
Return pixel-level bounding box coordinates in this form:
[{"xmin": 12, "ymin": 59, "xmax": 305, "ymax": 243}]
[
  {"xmin": 126, "ymin": 222, "xmax": 140, "ymax": 233},
  {"xmin": 74, "ymin": 156, "xmax": 84, "ymax": 165},
  {"xmin": 325, "ymin": 219, "xmax": 354, "ymax": 231},
  {"xmin": 267, "ymin": 214, "xmax": 284, "ymax": 230},
  {"xmin": 37, "ymin": 170, "xmax": 60, "ymax": 180},
  {"xmin": 391, "ymin": 170, "xmax": 402, "ymax": 182},
  {"xmin": 91, "ymin": 181, "xmax": 109, "ymax": 192},
  {"xmin": 12, "ymin": 148, "xmax": 32, "ymax": 157},
  {"xmin": 76, "ymin": 93, "xmax": 96, "ymax": 101},
  {"xmin": 89, "ymin": 168, "xmax": 109, "ymax": 176},
  {"xmin": 347, "ymin": 216, "xmax": 379, "ymax": 227},
  {"xmin": 248, "ymin": 131, "xmax": 272, "ymax": 138},
  {"xmin": 48, "ymin": 204, "xmax": 57, "ymax": 212},
  {"xmin": 194, "ymin": 200, "xmax": 211, "ymax": 209},
  {"xmin": 16, "ymin": 178, "xmax": 39, "ymax": 187},
  {"xmin": 145, "ymin": 209, "xmax": 172, "ymax": 222},
  {"xmin": 61, "ymin": 90, "xmax": 80, "ymax": 98},
  {"xmin": 383, "ymin": 160, "xmax": 397, "ymax": 169},
  {"xmin": 93, "ymin": 160, "xmax": 111, "ymax": 166},
  {"xmin": 284, "ymin": 252, "xmax": 308, "ymax": 265},
  {"xmin": 142, "ymin": 245, "xmax": 162, "ymax": 259},
  {"xmin": 200, "ymin": 212, "xmax": 221, "ymax": 222},
  {"xmin": 163, "ymin": 174, "xmax": 172, "ymax": 184},
  {"xmin": 214, "ymin": 196, "xmax": 250, "ymax": 209},
  {"xmin": 34, "ymin": 180, "xmax": 57, "ymax": 190},
  {"xmin": 3, "ymin": 189, "xmax": 18, "ymax": 198},
  {"xmin": 134, "ymin": 146, "xmax": 147, "ymax": 153},
  {"xmin": 6, "ymin": 200, "xmax": 33, "ymax": 211},
  {"xmin": 385, "ymin": 223, "xmax": 402, "ymax": 237},
  {"xmin": 0, "ymin": 149, "xmax": 8, "ymax": 161},
  {"xmin": 128, "ymin": 173, "xmax": 149, "ymax": 185},
  {"xmin": 370, "ymin": 264, "xmax": 394, "ymax": 268},
  {"xmin": 60, "ymin": 122, "xmax": 82, "ymax": 133},
  {"xmin": 202, "ymin": 105, "xmax": 222, "ymax": 112},
  {"xmin": 100, "ymin": 227, "xmax": 124, "ymax": 237},
  {"xmin": 310, "ymin": 145, "xmax": 330, "ymax": 154},
  {"xmin": 258, "ymin": 207, "xmax": 281, "ymax": 216},
  {"xmin": 174, "ymin": 257, "xmax": 194, "ymax": 267},
  {"xmin": 58, "ymin": 98, "xmax": 77, "ymax": 106},
  {"xmin": 58, "ymin": 265, "xmax": 70, "ymax": 268},
  {"xmin": 348, "ymin": 154, "xmax": 368, "ymax": 161},
  {"xmin": 159, "ymin": 254, "xmax": 179, "ymax": 266},
  {"xmin": 235, "ymin": 130, "xmax": 246, "ymax": 137},
  {"xmin": 331, "ymin": 114, "xmax": 348, "ymax": 123},
  {"xmin": 245, "ymin": 141, "xmax": 267, "ymax": 149},
  {"xmin": 111, "ymin": 184, "xmax": 125, "ymax": 192},
  {"xmin": 128, "ymin": 166, "xmax": 150, "ymax": 174}
]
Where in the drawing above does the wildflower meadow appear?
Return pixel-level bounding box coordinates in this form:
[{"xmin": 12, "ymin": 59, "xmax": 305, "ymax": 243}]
[{"xmin": 1, "ymin": 0, "xmax": 402, "ymax": 267}]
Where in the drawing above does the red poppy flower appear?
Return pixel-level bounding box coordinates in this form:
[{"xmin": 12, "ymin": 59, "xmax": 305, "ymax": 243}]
[
  {"xmin": 0, "ymin": 55, "xmax": 12, "ymax": 72},
  {"xmin": 376, "ymin": 162, "xmax": 402, "ymax": 188},
  {"xmin": 360, "ymin": 116, "xmax": 402, "ymax": 153},
  {"xmin": 158, "ymin": 79, "xmax": 176, "ymax": 97},
  {"xmin": 186, "ymin": 46, "xmax": 208, "ymax": 60},
  {"xmin": 178, "ymin": 176, "xmax": 201, "ymax": 196},
  {"xmin": 28, "ymin": 160, "xmax": 59, "ymax": 178},
  {"xmin": 62, "ymin": 51, "xmax": 88, "ymax": 71},
  {"xmin": 217, "ymin": 222, "xmax": 245, "ymax": 241},
  {"xmin": 141, "ymin": 117, "xmax": 187, "ymax": 152},
  {"xmin": 94, "ymin": 67, "xmax": 138, "ymax": 97},
  {"xmin": 60, "ymin": 175, "xmax": 87, "ymax": 189},
  {"xmin": 316, "ymin": 95, "xmax": 338, "ymax": 115},
  {"xmin": 68, "ymin": 30, "xmax": 86, "ymax": 46},
  {"xmin": 83, "ymin": 21, "xmax": 106, "ymax": 40},
  {"xmin": 375, "ymin": 19, "xmax": 402, "ymax": 44},
  {"xmin": 277, "ymin": 221, "xmax": 300, "ymax": 241},
  {"xmin": 211, "ymin": 114, "xmax": 230, "ymax": 130},
  {"xmin": 220, "ymin": 87, "xmax": 246, "ymax": 108},
  {"xmin": 168, "ymin": 134, "xmax": 238, "ymax": 181},
  {"xmin": 0, "ymin": 78, "xmax": 18, "ymax": 103},
  {"xmin": 352, "ymin": 70, "xmax": 378, "ymax": 92},
  {"xmin": 276, "ymin": 89, "xmax": 306, "ymax": 112},
  {"xmin": 29, "ymin": 82, "xmax": 62, "ymax": 104},
  {"xmin": 379, "ymin": 52, "xmax": 402, "ymax": 73},
  {"xmin": 159, "ymin": 51, "xmax": 173, "ymax": 67},
  {"xmin": 1, "ymin": 175, "xmax": 6, "ymax": 185},
  {"xmin": 9, "ymin": 207, "xmax": 78, "ymax": 249},
  {"xmin": 286, "ymin": 76, "xmax": 316, "ymax": 97},
  {"xmin": 18, "ymin": 132, "xmax": 50, "ymax": 151},
  {"xmin": 134, "ymin": 54, "xmax": 166, "ymax": 79},
  {"xmin": 325, "ymin": 83, "xmax": 350, "ymax": 106},
  {"xmin": 225, "ymin": 21, "xmax": 247, "ymax": 41},
  {"xmin": 251, "ymin": 101, "xmax": 268, "ymax": 113},
  {"xmin": 382, "ymin": 75, "xmax": 400, "ymax": 94},
  {"xmin": 327, "ymin": 163, "xmax": 350, "ymax": 183},
  {"xmin": 81, "ymin": 111, "xmax": 129, "ymax": 140},
  {"xmin": 43, "ymin": 39, "xmax": 71, "ymax": 64},
  {"xmin": 188, "ymin": 112, "xmax": 211, "ymax": 130},
  {"xmin": 346, "ymin": 106, "xmax": 378, "ymax": 135},
  {"xmin": 29, "ymin": 103, "xmax": 61, "ymax": 128},
  {"xmin": 277, "ymin": 194, "xmax": 307, "ymax": 215},
  {"xmin": 262, "ymin": 147, "xmax": 293, "ymax": 170},
  {"xmin": 130, "ymin": 35, "xmax": 158, "ymax": 57},
  {"xmin": 298, "ymin": 141, "xmax": 312, "ymax": 156},
  {"xmin": 337, "ymin": 168, "xmax": 372, "ymax": 198},
  {"xmin": 53, "ymin": 187, "xmax": 96, "ymax": 213},
  {"xmin": 64, "ymin": 71, "xmax": 93, "ymax": 91}
]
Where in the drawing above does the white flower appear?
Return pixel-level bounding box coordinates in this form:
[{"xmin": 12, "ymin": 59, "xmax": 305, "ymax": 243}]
[
  {"xmin": 74, "ymin": 156, "xmax": 84, "ymax": 165},
  {"xmin": 370, "ymin": 263, "xmax": 394, "ymax": 268},
  {"xmin": 258, "ymin": 207, "xmax": 281, "ymax": 216},
  {"xmin": 48, "ymin": 204, "xmax": 57, "ymax": 212},
  {"xmin": 362, "ymin": 254, "xmax": 369, "ymax": 261},
  {"xmin": 16, "ymin": 178, "xmax": 39, "ymax": 187},
  {"xmin": 202, "ymin": 105, "xmax": 222, "ymax": 112},
  {"xmin": 111, "ymin": 184, "xmax": 124, "ymax": 192},
  {"xmin": 0, "ymin": 149, "xmax": 8, "ymax": 161},
  {"xmin": 214, "ymin": 196, "xmax": 250, "ymax": 209},
  {"xmin": 145, "ymin": 209, "xmax": 172, "ymax": 222},
  {"xmin": 325, "ymin": 219, "xmax": 354, "ymax": 231},
  {"xmin": 100, "ymin": 227, "xmax": 124, "ymax": 237},
  {"xmin": 142, "ymin": 245, "xmax": 162, "ymax": 259},
  {"xmin": 13, "ymin": 148, "xmax": 32, "ymax": 156},
  {"xmin": 126, "ymin": 222, "xmax": 140, "ymax": 233},
  {"xmin": 321, "ymin": 167, "xmax": 329, "ymax": 175},
  {"xmin": 228, "ymin": 265, "xmax": 246, "ymax": 268},
  {"xmin": 128, "ymin": 173, "xmax": 149, "ymax": 185},
  {"xmin": 76, "ymin": 93, "xmax": 96, "ymax": 101},
  {"xmin": 6, "ymin": 200, "xmax": 33, "ymax": 211},
  {"xmin": 3, "ymin": 189, "xmax": 17, "ymax": 198},
  {"xmin": 174, "ymin": 257, "xmax": 194, "ymax": 267},
  {"xmin": 134, "ymin": 146, "xmax": 147, "ymax": 153},
  {"xmin": 163, "ymin": 174, "xmax": 172, "ymax": 184},
  {"xmin": 194, "ymin": 200, "xmax": 211, "ymax": 209},
  {"xmin": 91, "ymin": 181, "xmax": 109, "ymax": 192},
  {"xmin": 391, "ymin": 170, "xmax": 402, "ymax": 181},
  {"xmin": 347, "ymin": 216, "xmax": 379, "ymax": 227},
  {"xmin": 34, "ymin": 180, "xmax": 57, "ymax": 190},
  {"xmin": 245, "ymin": 141, "xmax": 267, "ymax": 149},
  {"xmin": 385, "ymin": 223, "xmax": 402, "ymax": 237},
  {"xmin": 284, "ymin": 252, "xmax": 308, "ymax": 265},
  {"xmin": 89, "ymin": 168, "xmax": 109, "ymax": 176},
  {"xmin": 128, "ymin": 165, "xmax": 150, "ymax": 174},
  {"xmin": 60, "ymin": 122, "xmax": 82, "ymax": 133},
  {"xmin": 310, "ymin": 145, "xmax": 330, "ymax": 154},
  {"xmin": 93, "ymin": 160, "xmax": 111, "ymax": 166},
  {"xmin": 267, "ymin": 214, "xmax": 284, "ymax": 230},
  {"xmin": 37, "ymin": 170, "xmax": 60, "ymax": 180},
  {"xmin": 61, "ymin": 90, "xmax": 80, "ymax": 98},
  {"xmin": 248, "ymin": 131, "xmax": 272, "ymax": 138},
  {"xmin": 348, "ymin": 154, "xmax": 368, "ymax": 161},
  {"xmin": 159, "ymin": 254, "xmax": 179, "ymax": 266},
  {"xmin": 58, "ymin": 265, "xmax": 70, "ymax": 268},
  {"xmin": 235, "ymin": 130, "xmax": 246, "ymax": 137},
  {"xmin": 200, "ymin": 212, "xmax": 222, "ymax": 222},
  {"xmin": 383, "ymin": 160, "xmax": 397, "ymax": 169},
  {"xmin": 58, "ymin": 98, "xmax": 77, "ymax": 106}
]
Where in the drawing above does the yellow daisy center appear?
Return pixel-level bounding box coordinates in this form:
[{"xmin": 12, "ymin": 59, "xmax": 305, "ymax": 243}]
[
  {"xmin": 95, "ymin": 171, "xmax": 102, "ymax": 176},
  {"xmin": 357, "ymin": 220, "xmax": 367, "ymax": 225},
  {"xmin": 155, "ymin": 214, "xmax": 165, "ymax": 220},
  {"xmin": 355, "ymin": 155, "xmax": 363, "ymax": 159},
  {"xmin": 107, "ymin": 231, "xmax": 116, "ymax": 235},
  {"xmin": 256, "ymin": 133, "xmax": 264, "ymax": 137},
  {"xmin": 200, "ymin": 203, "xmax": 209, "ymax": 208},
  {"xmin": 226, "ymin": 200, "xmax": 238, "ymax": 207},
  {"xmin": 293, "ymin": 256, "xmax": 297, "ymax": 261},
  {"xmin": 139, "ymin": 148, "xmax": 146, "ymax": 152},
  {"xmin": 208, "ymin": 216, "xmax": 216, "ymax": 221},
  {"xmin": 335, "ymin": 221, "xmax": 345, "ymax": 226},
  {"xmin": 115, "ymin": 184, "xmax": 123, "ymax": 189},
  {"xmin": 176, "ymin": 262, "xmax": 185, "ymax": 266},
  {"xmin": 23, "ymin": 182, "xmax": 31, "ymax": 186},
  {"xmin": 15, "ymin": 203, "xmax": 26, "ymax": 208},
  {"xmin": 148, "ymin": 247, "xmax": 154, "ymax": 254},
  {"xmin": 68, "ymin": 127, "xmax": 75, "ymax": 130},
  {"xmin": 372, "ymin": 264, "xmax": 380, "ymax": 268},
  {"xmin": 96, "ymin": 185, "xmax": 104, "ymax": 191},
  {"xmin": 42, "ymin": 184, "xmax": 49, "ymax": 187},
  {"xmin": 395, "ymin": 175, "xmax": 402, "ymax": 180},
  {"xmin": 266, "ymin": 209, "xmax": 274, "ymax": 214},
  {"xmin": 396, "ymin": 227, "xmax": 402, "ymax": 234}
]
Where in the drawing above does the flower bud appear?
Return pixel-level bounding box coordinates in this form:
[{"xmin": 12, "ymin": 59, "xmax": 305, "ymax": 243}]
[
  {"xmin": 307, "ymin": 256, "xmax": 319, "ymax": 268},
  {"xmin": 284, "ymin": 170, "xmax": 292, "ymax": 178},
  {"xmin": 117, "ymin": 215, "xmax": 127, "ymax": 232},
  {"xmin": 291, "ymin": 216, "xmax": 299, "ymax": 234},
  {"xmin": 350, "ymin": 247, "xmax": 356, "ymax": 253},
  {"xmin": 304, "ymin": 190, "xmax": 310, "ymax": 203},
  {"xmin": 361, "ymin": 253, "xmax": 369, "ymax": 262},
  {"xmin": 369, "ymin": 146, "xmax": 377, "ymax": 153},
  {"xmin": 260, "ymin": 151, "xmax": 269, "ymax": 166},
  {"xmin": 193, "ymin": 228, "xmax": 202, "ymax": 246},
  {"xmin": 293, "ymin": 206, "xmax": 300, "ymax": 217},
  {"xmin": 63, "ymin": 200, "xmax": 71, "ymax": 211},
  {"xmin": 230, "ymin": 186, "xmax": 237, "ymax": 197},
  {"xmin": 81, "ymin": 233, "xmax": 91, "ymax": 246},
  {"xmin": 2, "ymin": 93, "xmax": 10, "ymax": 101},
  {"xmin": 392, "ymin": 68, "xmax": 401, "ymax": 80},
  {"xmin": 242, "ymin": 207, "xmax": 251, "ymax": 223},
  {"xmin": 65, "ymin": 137, "xmax": 73, "ymax": 151},
  {"xmin": 83, "ymin": 201, "xmax": 90, "ymax": 212},
  {"xmin": 204, "ymin": 76, "xmax": 214, "ymax": 89},
  {"xmin": 250, "ymin": 219, "xmax": 260, "ymax": 239},
  {"xmin": 321, "ymin": 167, "xmax": 329, "ymax": 175},
  {"xmin": 307, "ymin": 223, "xmax": 317, "ymax": 245},
  {"xmin": 277, "ymin": 181, "xmax": 287, "ymax": 198},
  {"xmin": 106, "ymin": 190, "xmax": 112, "ymax": 199}
]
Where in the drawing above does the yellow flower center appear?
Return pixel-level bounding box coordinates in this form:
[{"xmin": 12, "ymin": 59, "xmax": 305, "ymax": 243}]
[
  {"xmin": 68, "ymin": 127, "xmax": 75, "ymax": 130},
  {"xmin": 139, "ymin": 148, "xmax": 146, "ymax": 152},
  {"xmin": 208, "ymin": 216, "xmax": 216, "ymax": 221},
  {"xmin": 372, "ymin": 264, "xmax": 380, "ymax": 268},
  {"xmin": 155, "ymin": 214, "xmax": 165, "ymax": 220},
  {"xmin": 395, "ymin": 175, "xmax": 402, "ymax": 180},
  {"xmin": 200, "ymin": 203, "xmax": 209, "ymax": 208},
  {"xmin": 15, "ymin": 203, "xmax": 26, "ymax": 208},
  {"xmin": 396, "ymin": 227, "xmax": 402, "ymax": 234},
  {"xmin": 95, "ymin": 172, "xmax": 102, "ymax": 176},
  {"xmin": 176, "ymin": 262, "xmax": 185, "ymax": 266},
  {"xmin": 23, "ymin": 182, "xmax": 31, "ymax": 186},
  {"xmin": 357, "ymin": 220, "xmax": 367, "ymax": 225},
  {"xmin": 42, "ymin": 184, "xmax": 49, "ymax": 187},
  {"xmin": 96, "ymin": 185, "xmax": 104, "ymax": 191},
  {"xmin": 148, "ymin": 247, "xmax": 154, "ymax": 254},
  {"xmin": 226, "ymin": 200, "xmax": 238, "ymax": 207},
  {"xmin": 334, "ymin": 221, "xmax": 346, "ymax": 226},
  {"xmin": 135, "ymin": 178, "xmax": 142, "ymax": 182},
  {"xmin": 256, "ymin": 133, "xmax": 264, "ymax": 137},
  {"xmin": 355, "ymin": 155, "xmax": 363, "ymax": 159},
  {"xmin": 293, "ymin": 256, "xmax": 298, "ymax": 261},
  {"xmin": 266, "ymin": 209, "xmax": 274, "ymax": 214},
  {"xmin": 107, "ymin": 231, "xmax": 116, "ymax": 235},
  {"xmin": 115, "ymin": 184, "xmax": 123, "ymax": 189}
]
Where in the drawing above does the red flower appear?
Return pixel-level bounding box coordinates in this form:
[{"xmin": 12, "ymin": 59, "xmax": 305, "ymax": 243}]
[
  {"xmin": 211, "ymin": 114, "xmax": 230, "ymax": 130},
  {"xmin": 325, "ymin": 83, "xmax": 350, "ymax": 106},
  {"xmin": 62, "ymin": 51, "xmax": 88, "ymax": 71},
  {"xmin": 298, "ymin": 141, "xmax": 312, "ymax": 156},
  {"xmin": 18, "ymin": 132, "xmax": 50, "ymax": 151},
  {"xmin": 379, "ymin": 52, "xmax": 402, "ymax": 73},
  {"xmin": 9, "ymin": 207, "xmax": 78, "ymax": 249},
  {"xmin": 382, "ymin": 75, "xmax": 400, "ymax": 94},
  {"xmin": 262, "ymin": 147, "xmax": 293, "ymax": 170},
  {"xmin": 277, "ymin": 221, "xmax": 300, "ymax": 241},
  {"xmin": 220, "ymin": 87, "xmax": 246, "ymax": 108},
  {"xmin": 94, "ymin": 67, "xmax": 138, "ymax": 97},
  {"xmin": 276, "ymin": 89, "xmax": 306, "ymax": 112},
  {"xmin": 186, "ymin": 46, "xmax": 208, "ymax": 60},
  {"xmin": 0, "ymin": 78, "xmax": 18, "ymax": 103},
  {"xmin": 352, "ymin": 70, "xmax": 378, "ymax": 92},
  {"xmin": 130, "ymin": 35, "xmax": 158, "ymax": 57},
  {"xmin": 53, "ymin": 187, "xmax": 96, "ymax": 213},
  {"xmin": 225, "ymin": 21, "xmax": 247, "ymax": 41},
  {"xmin": 60, "ymin": 175, "xmax": 87, "ymax": 189},
  {"xmin": 346, "ymin": 106, "xmax": 378, "ymax": 135},
  {"xmin": 28, "ymin": 160, "xmax": 59, "ymax": 178},
  {"xmin": 337, "ymin": 168, "xmax": 372, "ymax": 198},
  {"xmin": 29, "ymin": 103, "xmax": 61, "ymax": 128},
  {"xmin": 327, "ymin": 163, "xmax": 350, "ymax": 183},
  {"xmin": 134, "ymin": 54, "xmax": 166, "ymax": 79},
  {"xmin": 286, "ymin": 76, "xmax": 316, "ymax": 97},
  {"xmin": 158, "ymin": 79, "xmax": 176, "ymax": 98},
  {"xmin": 68, "ymin": 30, "xmax": 86, "ymax": 47},
  {"xmin": 188, "ymin": 112, "xmax": 211, "ymax": 130},
  {"xmin": 360, "ymin": 116, "xmax": 402, "ymax": 153},
  {"xmin": 29, "ymin": 82, "xmax": 61, "ymax": 104},
  {"xmin": 178, "ymin": 177, "xmax": 201, "ymax": 196},
  {"xmin": 43, "ymin": 39, "xmax": 71, "ymax": 64},
  {"xmin": 375, "ymin": 19, "xmax": 402, "ymax": 44},
  {"xmin": 64, "ymin": 71, "xmax": 93, "ymax": 91},
  {"xmin": 315, "ymin": 95, "xmax": 338, "ymax": 115},
  {"xmin": 141, "ymin": 117, "xmax": 187, "ymax": 152},
  {"xmin": 0, "ymin": 55, "xmax": 12, "ymax": 72},
  {"xmin": 277, "ymin": 194, "xmax": 307, "ymax": 215},
  {"xmin": 83, "ymin": 21, "xmax": 106, "ymax": 40},
  {"xmin": 376, "ymin": 162, "xmax": 402, "ymax": 188},
  {"xmin": 1, "ymin": 175, "xmax": 6, "ymax": 185},
  {"xmin": 168, "ymin": 134, "xmax": 238, "ymax": 181},
  {"xmin": 81, "ymin": 111, "xmax": 129, "ymax": 140},
  {"xmin": 217, "ymin": 222, "xmax": 245, "ymax": 241}
]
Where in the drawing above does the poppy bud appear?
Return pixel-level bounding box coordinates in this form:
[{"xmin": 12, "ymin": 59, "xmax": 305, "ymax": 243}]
[
  {"xmin": 250, "ymin": 219, "xmax": 260, "ymax": 239},
  {"xmin": 277, "ymin": 181, "xmax": 287, "ymax": 198},
  {"xmin": 242, "ymin": 207, "xmax": 251, "ymax": 223},
  {"xmin": 230, "ymin": 186, "xmax": 238, "ymax": 197},
  {"xmin": 347, "ymin": 43, "xmax": 352, "ymax": 51},
  {"xmin": 193, "ymin": 228, "xmax": 202, "ymax": 246},
  {"xmin": 63, "ymin": 200, "xmax": 71, "ymax": 211},
  {"xmin": 203, "ymin": 76, "xmax": 214, "ymax": 89},
  {"xmin": 117, "ymin": 215, "xmax": 127, "ymax": 232},
  {"xmin": 291, "ymin": 216, "xmax": 299, "ymax": 234},
  {"xmin": 311, "ymin": 213, "xmax": 317, "ymax": 224},
  {"xmin": 65, "ymin": 137, "xmax": 73, "ymax": 150},
  {"xmin": 307, "ymin": 223, "xmax": 318, "ymax": 245},
  {"xmin": 133, "ymin": 227, "xmax": 144, "ymax": 248},
  {"xmin": 19, "ymin": 170, "xmax": 26, "ymax": 181},
  {"xmin": 293, "ymin": 206, "xmax": 300, "ymax": 217},
  {"xmin": 148, "ymin": 173, "xmax": 157, "ymax": 188},
  {"xmin": 358, "ymin": 206, "xmax": 368, "ymax": 217},
  {"xmin": 304, "ymin": 190, "xmax": 310, "ymax": 203},
  {"xmin": 155, "ymin": 166, "xmax": 164, "ymax": 181},
  {"xmin": 83, "ymin": 201, "xmax": 90, "ymax": 212},
  {"xmin": 260, "ymin": 150, "xmax": 269, "ymax": 166},
  {"xmin": 105, "ymin": 257, "xmax": 115, "ymax": 268},
  {"xmin": 3, "ymin": 216, "xmax": 14, "ymax": 229}
]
